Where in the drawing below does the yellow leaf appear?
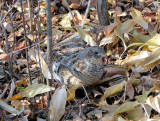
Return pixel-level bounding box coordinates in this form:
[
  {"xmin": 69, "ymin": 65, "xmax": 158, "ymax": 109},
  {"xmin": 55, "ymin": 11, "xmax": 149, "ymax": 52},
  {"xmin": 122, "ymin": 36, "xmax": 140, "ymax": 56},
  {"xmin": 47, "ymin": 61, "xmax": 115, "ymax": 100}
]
[
  {"xmin": 8, "ymin": 84, "xmax": 54, "ymax": 100},
  {"xmin": 59, "ymin": 14, "xmax": 71, "ymax": 28},
  {"xmin": 114, "ymin": 102, "xmax": 139, "ymax": 116},
  {"xmin": 142, "ymin": 47, "xmax": 160, "ymax": 71},
  {"xmin": 101, "ymin": 82, "xmax": 125, "ymax": 101},
  {"xmin": 145, "ymin": 34, "xmax": 160, "ymax": 48},
  {"xmin": 8, "ymin": 93, "xmax": 23, "ymax": 101},
  {"xmin": 67, "ymin": 85, "xmax": 79, "ymax": 101},
  {"xmin": 103, "ymin": 22, "xmax": 117, "ymax": 36},
  {"xmin": 20, "ymin": 84, "xmax": 54, "ymax": 98},
  {"xmin": 121, "ymin": 51, "xmax": 150, "ymax": 66}
]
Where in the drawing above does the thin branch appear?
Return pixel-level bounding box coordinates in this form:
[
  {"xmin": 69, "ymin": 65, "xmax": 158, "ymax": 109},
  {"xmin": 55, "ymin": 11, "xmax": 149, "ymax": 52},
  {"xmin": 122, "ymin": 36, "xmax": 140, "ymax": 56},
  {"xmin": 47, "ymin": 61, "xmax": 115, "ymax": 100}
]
[
  {"xmin": 0, "ymin": 0, "xmax": 20, "ymax": 24},
  {"xmin": 20, "ymin": 0, "xmax": 32, "ymax": 84},
  {"xmin": 1, "ymin": 23, "xmax": 13, "ymax": 78},
  {"xmin": 81, "ymin": 0, "xmax": 91, "ymax": 28}
]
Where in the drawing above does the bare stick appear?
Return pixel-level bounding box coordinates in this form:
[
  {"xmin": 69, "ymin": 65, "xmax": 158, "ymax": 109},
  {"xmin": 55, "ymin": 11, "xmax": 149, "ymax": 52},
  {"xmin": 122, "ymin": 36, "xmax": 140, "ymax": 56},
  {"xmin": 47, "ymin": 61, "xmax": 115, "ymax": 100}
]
[
  {"xmin": 81, "ymin": 0, "xmax": 91, "ymax": 28},
  {"xmin": 27, "ymin": 0, "xmax": 33, "ymax": 32},
  {"xmin": 43, "ymin": 0, "xmax": 53, "ymax": 118},
  {"xmin": 1, "ymin": 23, "xmax": 13, "ymax": 78},
  {"xmin": 20, "ymin": 0, "xmax": 32, "ymax": 84}
]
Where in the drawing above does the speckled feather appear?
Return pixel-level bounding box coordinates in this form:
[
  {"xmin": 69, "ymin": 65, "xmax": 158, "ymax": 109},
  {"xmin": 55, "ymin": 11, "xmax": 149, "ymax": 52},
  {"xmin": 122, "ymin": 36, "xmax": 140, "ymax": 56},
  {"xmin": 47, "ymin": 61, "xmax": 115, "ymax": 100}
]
[{"xmin": 52, "ymin": 40, "xmax": 107, "ymax": 87}]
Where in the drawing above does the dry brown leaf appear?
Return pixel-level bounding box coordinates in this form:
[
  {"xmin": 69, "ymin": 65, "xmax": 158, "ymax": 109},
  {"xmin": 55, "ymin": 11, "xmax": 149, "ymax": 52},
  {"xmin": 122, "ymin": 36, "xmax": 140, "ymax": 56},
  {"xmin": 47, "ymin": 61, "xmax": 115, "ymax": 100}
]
[
  {"xmin": 103, "ymin": 65, "xmax": 125, "ymax": 77},
  {"xmin": 100, "ymin": 33, "xmax": 118, "ymax": 46},
  {"xmin": 17, "ymin": 59, "xmax": 28, "ymax": 66},
  {"xmin": 70, "ymin": 4, "xmax": 79, "ymax": 9},
  {"xmin": 103, "ymin": 22, "xmax": 117, "ymax": 36},
  {"xmin": 144, "ymin": 12, "xmax": 156, "ymax": 22},
  {"xmin": 114, "ymin": 24, "xmax": 127, "ymax": 49},
  {"xmin": 126, "ymin": 105, "xmax": 148, "ymax": 120},
  {"xmin": 141, "ymin": 76, "xmax": 160, "ymax": 88},
  {"xmin": 0, "ymin": 53, "xmax": 10, "ymax": 61},
  {"xmin": 126, "ymin": 82, "xmax": 134, "ymax": 100},
  {"xmin": 145, "ymin": 34, "xmax": 160, "ymax": 51},
  {"xmin": 15, "ymin": 78, "xmax": 29, "ymax": 87},
  {"xmin": 11, "ymin": 100, "xmax": 23, "ymax": 111},
  {"xmin": 40, "ymin": 1, "xmax": 46, "ymax": 8},
  {"xmin": 115, "ymin": 6, "xmax": 122, "ymax": 16},
  {"xmin": 91, "ymin": 0, "xmax": 97, "ymax": 5},
  {"xmin": 92, "ymin": 90, "xmax": 102, "ymax": 98},
  {"xmin": 71, "ymin": 0, "xmax": 80, "ymax": 4},
  {"xmin": 100, "ymin": 114, "xmax": 114, "ymax": 121},
  {"xmin": 15, "ymin": 41, "xmax": 25, "ymax": 51},
  {"xmin": 51, "ymin": 1, "xmax": 58, "ymax": 13},
  {"xmin": 8, "ymin": 33, "xmax": 14, "ymax": 42},
  {"xmin": 7, "ymin": 93, "xmax": 23, "ymax": 101},
  {"xmin": 62, "ymin": 0, "xmax": 69, "ymax": 8},
  {"xmin": 75, "ymin": 14, "xmax": 90, "ymax": 25}
]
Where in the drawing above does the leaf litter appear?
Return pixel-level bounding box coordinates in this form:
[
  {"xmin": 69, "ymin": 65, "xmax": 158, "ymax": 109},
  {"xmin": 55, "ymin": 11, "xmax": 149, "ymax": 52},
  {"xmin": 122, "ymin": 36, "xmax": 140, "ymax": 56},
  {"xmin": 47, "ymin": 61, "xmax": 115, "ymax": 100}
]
[{"xmin": 1, "ymin": 0, "xmax": 160, "ymax": 120}]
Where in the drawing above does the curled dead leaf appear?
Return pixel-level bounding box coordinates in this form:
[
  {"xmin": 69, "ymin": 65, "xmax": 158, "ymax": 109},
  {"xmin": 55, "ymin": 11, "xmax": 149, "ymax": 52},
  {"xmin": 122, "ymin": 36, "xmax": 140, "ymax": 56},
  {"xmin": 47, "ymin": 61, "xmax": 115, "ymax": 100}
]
[
  {"xmin": 146, "ymin": 95, "xmax": 160, "ymax": 114},
  {"xmin": 0, "ymin": 53, "xmax": 10, "ymax": 61},
  {"xmin": 126, "ymin": 82, "xmax": 134, "ymax": 100},
  {"xmin": 49, "ymin": 86, "xmax": 67, "ymax": 121},
  {"xmin": 103, "ymin": 22, "xmax": 117, "ymax": 36}
]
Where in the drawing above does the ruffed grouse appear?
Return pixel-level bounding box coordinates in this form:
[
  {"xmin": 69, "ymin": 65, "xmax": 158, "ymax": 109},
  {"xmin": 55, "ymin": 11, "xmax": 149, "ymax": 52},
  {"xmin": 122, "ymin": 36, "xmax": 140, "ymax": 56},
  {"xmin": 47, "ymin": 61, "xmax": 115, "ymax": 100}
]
[{"xmin": 52, "ymin": 39, "xmax": 107, "ymax": 87}]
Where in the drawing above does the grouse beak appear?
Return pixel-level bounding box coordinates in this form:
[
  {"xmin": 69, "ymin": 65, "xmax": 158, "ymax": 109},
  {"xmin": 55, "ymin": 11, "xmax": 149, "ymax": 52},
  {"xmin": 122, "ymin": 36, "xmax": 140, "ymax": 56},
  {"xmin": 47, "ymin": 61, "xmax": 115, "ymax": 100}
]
[{"xmin": 102, "ymin": 55, "xmax": 108, "ymax": 65}]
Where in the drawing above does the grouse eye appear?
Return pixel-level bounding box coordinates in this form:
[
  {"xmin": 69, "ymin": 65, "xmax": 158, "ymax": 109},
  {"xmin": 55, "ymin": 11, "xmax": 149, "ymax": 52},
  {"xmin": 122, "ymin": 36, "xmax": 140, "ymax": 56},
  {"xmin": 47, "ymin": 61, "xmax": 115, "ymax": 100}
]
[{"xmin": 94, "ymin": 51, "xmax": 99, "ymax": 54}]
